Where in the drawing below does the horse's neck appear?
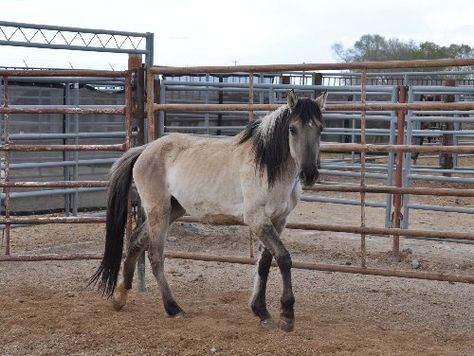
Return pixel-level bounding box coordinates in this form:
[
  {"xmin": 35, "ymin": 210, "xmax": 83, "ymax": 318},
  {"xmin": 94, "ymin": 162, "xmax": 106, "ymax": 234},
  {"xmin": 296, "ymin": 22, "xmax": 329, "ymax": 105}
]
[{"xmin": 278, "ymin": 157, "xmax": 299, "ymax": 187}]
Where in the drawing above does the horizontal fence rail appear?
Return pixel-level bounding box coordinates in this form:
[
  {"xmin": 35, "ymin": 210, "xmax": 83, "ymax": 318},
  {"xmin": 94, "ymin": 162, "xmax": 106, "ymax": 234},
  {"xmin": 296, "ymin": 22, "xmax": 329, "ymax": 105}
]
[
  {"xmin": 152, "ymin": 102, "xmax": 474, "ymax": 112},
  {"xmin": 151, "ymin": 58, "xmax": 474, "ymax": 74},
  {"xmin": 0, "ymin": 68, "xmax": 133, "ymax": 256},
  {"xmin": 2, "ymin": 59, "xmax": 473, "ymax": 288},
  {"xmin": 144, "ymin": 58, "xmax": 474, "ymax": 285},
  {"xmin": 1, "ymin": 251, "xmax": 472, "ymax": 284}
]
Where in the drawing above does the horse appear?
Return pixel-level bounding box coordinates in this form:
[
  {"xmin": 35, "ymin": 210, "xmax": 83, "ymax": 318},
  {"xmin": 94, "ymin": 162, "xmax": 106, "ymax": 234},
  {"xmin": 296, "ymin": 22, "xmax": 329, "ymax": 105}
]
[{"xmin": 90, "ymin": 90, "xmax": 327, "ymax": 332}]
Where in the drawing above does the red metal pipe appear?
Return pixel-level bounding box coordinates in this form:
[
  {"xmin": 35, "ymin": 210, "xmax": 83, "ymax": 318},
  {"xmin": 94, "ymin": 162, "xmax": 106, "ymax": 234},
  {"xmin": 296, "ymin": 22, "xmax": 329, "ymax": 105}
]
[
  {"xmin": 0, "ymin": 144, "xmax": 125, "ymax": 151},
  {"xmin": 152, "ymin": 102, "xmax": 474, "ymax": 112},
  {"xmin": 0, "ymin": 69, "xmax": 128, "ymax": 77},
  {"xmin": 2, "ymin": 75, "xmax": 11, "ymax": 255},
  {"xmin": 304, "ymin": 185, "xmax": 474, "ymax": 197},
  {"xmin": 176, "ymin": 216, "xmax": 474, "ymax": 241},
  {"xmin": 392, "ymin": 86, "xmax": 407, "ymax": 258},
  {"xmin": 1, "ymin": 251, "xmax": 472, "ymax": 284},
  {"xmin": 0, "ymin": 107, "xmax": 125, "ymax": 115},
  {"xmin": 150, "ymin": 58, "xmax": 474, "ymax": 75},
  {"xmin": 0, "ymin": 181, "xmax": 108, "ymax": 188},
  {"xmin": 0, "ymin": 216, "xmax": 106, "ymax": 224}
]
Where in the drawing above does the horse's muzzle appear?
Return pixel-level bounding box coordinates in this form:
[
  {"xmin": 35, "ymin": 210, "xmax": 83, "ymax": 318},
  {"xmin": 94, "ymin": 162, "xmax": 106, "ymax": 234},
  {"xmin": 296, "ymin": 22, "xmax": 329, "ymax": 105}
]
[{"xmin": 299, "ymin": 165, "xmax": 319, "ymax": 188}]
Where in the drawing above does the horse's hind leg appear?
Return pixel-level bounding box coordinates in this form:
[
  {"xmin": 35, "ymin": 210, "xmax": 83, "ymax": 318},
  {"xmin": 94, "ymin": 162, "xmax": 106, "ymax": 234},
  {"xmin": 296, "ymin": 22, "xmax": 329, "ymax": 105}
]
[
  {"xmin": 146, "ymin": 202, "xmax": 184, "ymax": 317},
  {"xmin": 112, "ymin": 198, "xmax": 186, "ymax": 312},
  {"xmin": 112, "ymin": 221, "xmax": 148, "ymax": 311}
]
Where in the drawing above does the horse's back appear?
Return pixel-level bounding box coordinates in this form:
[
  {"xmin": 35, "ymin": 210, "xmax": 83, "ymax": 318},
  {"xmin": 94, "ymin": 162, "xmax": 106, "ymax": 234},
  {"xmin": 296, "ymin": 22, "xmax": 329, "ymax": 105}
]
[{"xmin": 135, "ymin": 133, "xmax": 250, "ymax": 222}]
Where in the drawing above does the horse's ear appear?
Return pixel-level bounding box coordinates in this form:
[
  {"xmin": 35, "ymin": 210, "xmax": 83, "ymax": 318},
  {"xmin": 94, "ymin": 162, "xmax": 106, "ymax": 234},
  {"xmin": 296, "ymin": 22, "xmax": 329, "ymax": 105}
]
[
  {"xmin": 287, "ymin": 90, "xmax": 298, "ymax": 111},
  {"xmin": 314, "ymin": 91, "xmax": 328, "ymax": 111}
]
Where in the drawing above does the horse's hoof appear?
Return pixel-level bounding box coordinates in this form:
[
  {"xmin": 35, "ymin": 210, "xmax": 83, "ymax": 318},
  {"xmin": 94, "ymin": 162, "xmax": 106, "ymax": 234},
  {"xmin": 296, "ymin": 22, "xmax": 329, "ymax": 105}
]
[
  {"xmin": 260, "ymin": 318, "xmax": 276, "ymax": 330},
  {"xmin": 112, "ymin": 298, "xmax": 126, "ymax": 311},
  {"xmin": 171, "ymin": 311, "xmax": 186, "ymax": 319},
  {"xmin": 278, "ymin": 318, "xmax": 295, "ymax": 332}
]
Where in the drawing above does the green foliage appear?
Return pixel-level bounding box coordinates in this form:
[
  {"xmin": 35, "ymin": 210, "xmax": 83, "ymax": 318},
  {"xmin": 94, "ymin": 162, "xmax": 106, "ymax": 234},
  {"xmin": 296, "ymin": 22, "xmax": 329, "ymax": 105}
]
[{"xmin": 332, "ymin": 34, "xmax": 474, "ymax": 62}]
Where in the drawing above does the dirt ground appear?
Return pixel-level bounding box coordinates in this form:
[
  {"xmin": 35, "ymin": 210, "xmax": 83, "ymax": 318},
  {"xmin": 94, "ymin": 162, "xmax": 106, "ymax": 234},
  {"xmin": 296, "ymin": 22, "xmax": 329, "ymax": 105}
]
[{"xmin": 1, "ymin": 194, "xmax": 474, "ymax": 355}]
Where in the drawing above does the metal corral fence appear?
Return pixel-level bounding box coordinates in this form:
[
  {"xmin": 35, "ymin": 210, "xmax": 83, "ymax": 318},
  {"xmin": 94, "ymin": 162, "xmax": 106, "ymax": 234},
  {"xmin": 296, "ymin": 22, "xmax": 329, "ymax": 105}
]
[
  {"xmin": 159, "ymin": 70, "xmax": 474, "ymax": 230},
  {"xmin": 1, "ymin": 58, "xmax": 474, "ymax": 286},
  {"xmin": 146, "ymin": 58, "xmax": 474, "ymax": 284},
  {"xmin": 0, "ymin": 68, "xmax": 135, "ymax": 256},
  {"xmin": 0, "ymin": 75, "xmax": 127, "ymax": 214}
]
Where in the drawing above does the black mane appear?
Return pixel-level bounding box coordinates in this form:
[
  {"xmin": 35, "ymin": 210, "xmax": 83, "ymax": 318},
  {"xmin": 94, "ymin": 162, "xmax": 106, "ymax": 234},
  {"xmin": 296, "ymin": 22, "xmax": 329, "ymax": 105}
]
[{"xmin": 238, "ymin": 98, "xmax": 323, "ymax": 187}]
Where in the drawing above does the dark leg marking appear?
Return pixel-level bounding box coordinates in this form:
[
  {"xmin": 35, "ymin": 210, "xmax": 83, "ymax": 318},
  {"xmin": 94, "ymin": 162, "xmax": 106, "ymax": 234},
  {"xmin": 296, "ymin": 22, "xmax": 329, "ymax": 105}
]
[
  {"xmin": 250, "ymin": 245, "xmax": 273, "ymax": 322},
  {"xmin": 255, "ymin": 223, "xmax": 295, "ymax": 332}
]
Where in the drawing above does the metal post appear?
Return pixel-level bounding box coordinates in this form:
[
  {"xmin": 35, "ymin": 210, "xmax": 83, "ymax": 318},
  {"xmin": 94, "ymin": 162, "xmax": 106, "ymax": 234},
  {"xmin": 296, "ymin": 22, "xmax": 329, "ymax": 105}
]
[
  {"xmin": 392, "ymin": 85, "xmax": 407, "ymax": 259},
  {"xmin": 128, "ymin": 54, "xmax": 147, "ymax": 292},
  {"xmin": 205, "ymin": 74, "xmax": 210, "ymax": 135},
  {"xmin": 385, "ymin": 87, "xmax": 398, "ymax": 228},
  {"xmin": 248, "ymin": 72, "xmax": 254, "ymax": 258},
  {"xmin": 63, "ymin": 82, "xmax": 71, "ymax": 216},
  {"xmin": 72, "ymin": 82, "xmax": 80, "ymax": 216},
  {"xmin": 159, "ymin": 80, "xmax": 165, "ymax": 138},
  {"xmin": 360, "ymin": 70, "xmax": 367, "ymax": 268},
  {"xmin": 440, "ymin": 79, "xmax": 455, "ymax": 176},
  {"xmin": 402, "ymin": 88, "xmax": 414, "ymax": 229},
  {"xmin": 2, "ymin": 76, "xmax": 10, "ymax": 255},
  {"xmin": 146, "ymin": 69, "xmax": 155, "ymax": 143},
  {"xmin": 216, "ymin": 76, "xmax": 224, "ymax": 135}
]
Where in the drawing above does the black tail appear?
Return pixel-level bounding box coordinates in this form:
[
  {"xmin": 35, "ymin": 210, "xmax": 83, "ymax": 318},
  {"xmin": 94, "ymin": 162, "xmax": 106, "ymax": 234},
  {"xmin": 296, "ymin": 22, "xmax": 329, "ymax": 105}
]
[{"xmin": 89, "ymin": 145, "xmax": 146, "ymax": 297}]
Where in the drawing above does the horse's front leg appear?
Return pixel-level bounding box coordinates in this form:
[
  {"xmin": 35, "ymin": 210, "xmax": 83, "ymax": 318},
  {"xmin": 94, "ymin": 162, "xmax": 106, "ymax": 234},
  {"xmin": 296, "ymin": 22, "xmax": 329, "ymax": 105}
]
[
  {"xmin": 250, "ymin": 220, "xmax": 295, "ymax": 332},
  {"xmin": 250, "ymin": 243, "xmax": 274, "ymax": 328}
]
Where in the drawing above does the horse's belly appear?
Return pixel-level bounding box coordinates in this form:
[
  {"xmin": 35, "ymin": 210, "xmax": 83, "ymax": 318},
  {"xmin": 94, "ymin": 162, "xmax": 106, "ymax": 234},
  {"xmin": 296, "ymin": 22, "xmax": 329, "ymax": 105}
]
[{"xmin": 168, "ymin": 175, "xmax": 244, "ymax": 223}]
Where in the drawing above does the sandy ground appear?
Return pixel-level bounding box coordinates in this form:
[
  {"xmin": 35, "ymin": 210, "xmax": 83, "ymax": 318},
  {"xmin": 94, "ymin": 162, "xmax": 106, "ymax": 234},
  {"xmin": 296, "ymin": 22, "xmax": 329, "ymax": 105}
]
[{"xmin": 1, "ymin": 197, "xmax": 474, "ymax": 355}]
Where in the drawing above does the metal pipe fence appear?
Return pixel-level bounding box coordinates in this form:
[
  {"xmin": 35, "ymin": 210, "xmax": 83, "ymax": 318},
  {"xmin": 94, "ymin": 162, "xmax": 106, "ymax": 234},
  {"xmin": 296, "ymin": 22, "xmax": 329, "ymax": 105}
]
[
  {"xmin": 2, "ymin": 58, "xmax": 474, "ymax": 287},
  {"xmin": 0, "ymin": 68, "xmax": 133, "ymax": 255},
  {"xmin": 145, "ymin": 58, "xmax": 474, "ymax": 284}
]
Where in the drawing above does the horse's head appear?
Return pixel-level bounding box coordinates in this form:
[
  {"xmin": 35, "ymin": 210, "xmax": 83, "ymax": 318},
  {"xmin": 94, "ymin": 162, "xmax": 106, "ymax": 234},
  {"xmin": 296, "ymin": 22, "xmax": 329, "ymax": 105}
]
[{"xmin": 287, "ymin": 90, "xmax": 327, "ymax": 187}]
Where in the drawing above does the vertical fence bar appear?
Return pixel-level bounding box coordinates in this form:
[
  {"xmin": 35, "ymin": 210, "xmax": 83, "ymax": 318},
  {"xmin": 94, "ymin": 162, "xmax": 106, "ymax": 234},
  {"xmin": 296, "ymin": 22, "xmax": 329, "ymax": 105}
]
[
  {"xmin": 125, "ymin": 71, "xmax": 133, "ymax": 247},
  {"xmin": 360, "ymin": 70, "xmax": 367, "ymax": 268},
  {"xmin": 384, "ymin": 87, "xmax": 399, "ymax": 228},
  {"xmin": 248, "ymin": 72, "xmax": 255, "ymax": 258},
  {"xmin": 129, "ymin": 54, "xmax": 147, "ymax": 292},
  {"xmin": 440, "ymin": 79, "xmax": 456, "ymax": 176},
  {"xmin": 392, "ymin": 85, "xmax": 407, "ymax": 259},
  {"xmin": 63, "ymin": 82, "xmax": 71, "ymax": 216},
  {"xmin": 146, "ymin": 69, "xmax": 155, "ymax": 143},
  {"xmin": 72, "ymin": 82, "xmax": 80, "ymax": 215},
  {"xmin": 2, "ymin": 76, "xmax": 10, "ymax": 255},
  {"xmin": 248, "ymin": 72, "xmax": 254, "ymax": 122},
  {"xmin": 401, "ymin": 88, "xmax": 414, "ymax": 229}
]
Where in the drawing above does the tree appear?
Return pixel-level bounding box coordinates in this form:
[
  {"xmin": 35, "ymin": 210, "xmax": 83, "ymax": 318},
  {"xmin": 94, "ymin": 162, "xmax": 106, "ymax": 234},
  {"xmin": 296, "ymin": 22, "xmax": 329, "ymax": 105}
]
[{"xmin": 333, "ymin": 34, "xmax": 474, "ymax": 63}]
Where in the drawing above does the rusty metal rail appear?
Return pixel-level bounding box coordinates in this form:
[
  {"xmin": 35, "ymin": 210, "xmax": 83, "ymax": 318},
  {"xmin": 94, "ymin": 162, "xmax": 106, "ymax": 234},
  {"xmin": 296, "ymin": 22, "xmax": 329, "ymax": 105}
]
[
  {"xmin": 1, "ymin": 251, "xmax": 472, "ymax": 284},
  {"xmin": 152, "ymin": 102, "xmax": 474, "ymax": 112},
  {"xmin": 0, "ymin": 106, "xmax": 125, "ymax": 115},
  {"xmin": 0, "ymin": 144, "xmax": 125, "ymax": 151},
  {"xmin": 145, "ymin": 58, "xmax": 474, "ymax": 285},
  {"xmin": 305, "ymin": 184, "xmax": 474, "ymax": 197},
  {"xmin": 150, "ymin": 58, "xmax": 474, "ymax": 74},
  {"xmin": 1, "ymin": 68, "xmax": 133, "ymax": 256},
  {"xmin": 2, "ymin": 59, "xmax": 474, "ymax": 287}
]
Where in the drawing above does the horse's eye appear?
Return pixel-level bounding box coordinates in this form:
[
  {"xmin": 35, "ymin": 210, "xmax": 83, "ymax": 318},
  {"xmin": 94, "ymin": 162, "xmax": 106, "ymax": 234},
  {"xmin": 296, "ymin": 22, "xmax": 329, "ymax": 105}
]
[{"xmin": 289, "ymin": 126, "xmax": 297, "ymax": 136}]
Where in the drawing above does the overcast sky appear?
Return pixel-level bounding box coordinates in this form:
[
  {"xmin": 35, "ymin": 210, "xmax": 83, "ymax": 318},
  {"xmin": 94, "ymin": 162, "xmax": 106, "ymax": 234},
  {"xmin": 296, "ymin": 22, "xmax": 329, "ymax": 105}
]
[{"xmin": 1, "ymin": 0, "xmax": 473, "ymax": 69}]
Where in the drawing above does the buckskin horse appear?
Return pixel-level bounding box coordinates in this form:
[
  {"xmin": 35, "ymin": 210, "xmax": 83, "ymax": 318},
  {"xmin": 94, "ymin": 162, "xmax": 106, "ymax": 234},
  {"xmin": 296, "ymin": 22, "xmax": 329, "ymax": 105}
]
[{"xmin": 90, "ymin": 90, "xmax": 328, "ymax": 332}]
